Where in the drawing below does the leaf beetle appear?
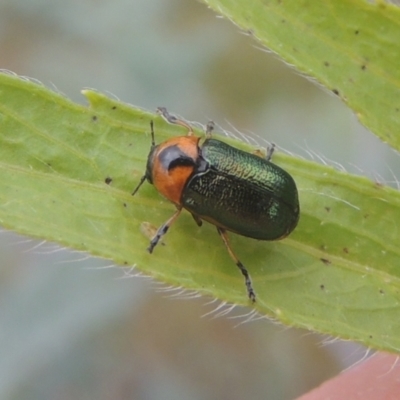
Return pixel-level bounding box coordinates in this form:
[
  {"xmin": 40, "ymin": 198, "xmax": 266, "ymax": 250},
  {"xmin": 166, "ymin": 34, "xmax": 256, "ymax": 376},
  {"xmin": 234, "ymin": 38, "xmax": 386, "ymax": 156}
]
[{"xmin": 132, "ymin": 107, "xmax": 300, "ymax": 302}]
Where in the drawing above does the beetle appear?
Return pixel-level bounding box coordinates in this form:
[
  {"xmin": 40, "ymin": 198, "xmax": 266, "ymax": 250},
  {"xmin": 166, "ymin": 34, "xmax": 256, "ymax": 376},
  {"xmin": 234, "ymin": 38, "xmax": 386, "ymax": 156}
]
[{"xmin": 132, "ymin": 107, "xmax": 300, "ymax": 302}]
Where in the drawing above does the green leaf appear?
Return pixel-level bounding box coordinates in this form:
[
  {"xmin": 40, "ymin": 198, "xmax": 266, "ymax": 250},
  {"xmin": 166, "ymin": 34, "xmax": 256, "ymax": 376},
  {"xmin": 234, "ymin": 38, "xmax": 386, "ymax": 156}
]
[
  {"xmin": 1, "ymin": 72, "xmax": 400, "ymax": 353},
  {"xmin": 203, "ymin": 0, "xmax": 400, "ymax": 151}
]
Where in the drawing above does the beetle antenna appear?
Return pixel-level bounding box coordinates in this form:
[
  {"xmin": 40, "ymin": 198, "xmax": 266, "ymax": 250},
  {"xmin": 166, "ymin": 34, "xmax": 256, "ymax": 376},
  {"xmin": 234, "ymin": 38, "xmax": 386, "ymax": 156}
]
[
  {"xmin": 132, "ymin": 121, "xmax": 155, "ymax": 196},
  {"xmin": 150, "ymin": 120, "xmax": 155, "ymax": 147},
  {"xmin": 131, "ymin": 175, "xmax": 146, "ymax": 196},
  {"xmin": 156, "ymin": 107, "xmax": 194, "ymax": 135}
]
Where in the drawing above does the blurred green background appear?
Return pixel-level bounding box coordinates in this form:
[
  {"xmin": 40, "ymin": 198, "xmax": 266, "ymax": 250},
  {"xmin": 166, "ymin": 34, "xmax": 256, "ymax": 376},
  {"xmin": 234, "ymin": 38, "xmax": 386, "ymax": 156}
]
[{"xmin": 1, "ymin": 1, "xmax": 399, "ymax": 399}]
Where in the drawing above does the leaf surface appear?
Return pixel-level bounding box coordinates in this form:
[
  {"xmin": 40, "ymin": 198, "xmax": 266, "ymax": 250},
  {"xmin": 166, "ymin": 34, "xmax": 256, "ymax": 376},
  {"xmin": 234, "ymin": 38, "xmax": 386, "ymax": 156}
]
[
  {"xmin": 1, "ymin": 73, "xmax": 400, "ymax": 352},
  {"xmin": 203, "ymin": 0, "xmax": 400, "ymax": 151}
]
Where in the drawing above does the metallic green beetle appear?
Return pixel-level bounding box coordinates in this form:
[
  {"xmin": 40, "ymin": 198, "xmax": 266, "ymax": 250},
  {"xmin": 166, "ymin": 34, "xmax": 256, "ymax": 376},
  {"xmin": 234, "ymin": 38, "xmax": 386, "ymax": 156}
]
[{"xmin": 132, "ymin": 107, "xmax": 300, "ymax": 302}]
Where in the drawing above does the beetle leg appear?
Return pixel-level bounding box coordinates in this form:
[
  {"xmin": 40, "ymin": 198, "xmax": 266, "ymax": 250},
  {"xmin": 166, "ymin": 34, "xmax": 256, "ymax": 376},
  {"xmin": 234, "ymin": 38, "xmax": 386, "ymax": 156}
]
[
  {"xmin": 205, "ymin": 121, "xmax": 214, "ymax": 138},
  {"xmin": 140, "ymin": 222, "xmax": 165, "ymax": 246},
  {"xmin": 216, "ymin": 227, "xmax": 256, "ymax": 303},
  {"xmin": 148, "ymin": 208, "xmax": 182, "ymax": 253},
  {"xmin": 190, "ymin": 213, "xmax": 203, "ymax": 227},
  {"xmin": 265, "ymin": 143, "xmax": 275, "ymax": 162},
  {"xmin": 156, "ymin": 107, "xmax": 194, "ymax": 136}
]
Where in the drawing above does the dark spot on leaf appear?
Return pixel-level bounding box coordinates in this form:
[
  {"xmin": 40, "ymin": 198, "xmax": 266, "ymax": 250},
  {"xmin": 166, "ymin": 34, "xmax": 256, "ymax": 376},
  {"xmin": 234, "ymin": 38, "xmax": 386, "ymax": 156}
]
[
  {"xmin": 369, "ymin": 335, "xmax": 373, "ymax": 339},
  {"xmin": 123, "ymin": 203, "xmax": 127, "ymax": 207},
  {"xmin": 325, "ymin": 207, "xmax": 331, "ymax": 212},
  {"xmin": 112, "ymin": 106, "xmax": 117, "ymax": 110},
  {"xmin": 105, "ymin": 177, "xmax": 112, "ymax": 184},
  {"xmin": 320, "ymin": 284, "xmax": 325, "ymax": 290},
  {"xmin": 281, "ymin": 19, "xmax": 286, "ymax": 23},
  {"xmin": 92, "ymin": 115, "xmax": 98, "ymax": 122},
  {"xmin": 332, "ymin": 89, "xmax": 339, "ymax": 95},
  {"xmin": 320, "ymin": 258, "xmax": 331, "ymax": 265},
  {"xmin": 124, "ymin": 261, "xmax": 128, "ymax": 265},
  {"xmin": 355, "ymin": 30, "xmax": 359, "ymax": 35},
  {"xmin": 379, "ymin": 289, "xmax": 384, "ymax": 294},
  {"xmin": 361, "ymin": 65, "xmax": 366, "ymax": 71},
  {"xmin": 343, "ymin": 247, "xmax": 349, "ymax": 254},
  {"xmin": 364, "ymin": 214, "xmax": 369, "ymax": 219},
  {"xmin": 324, "ymin": 61, "xmax": 330, "ymax": 67}
]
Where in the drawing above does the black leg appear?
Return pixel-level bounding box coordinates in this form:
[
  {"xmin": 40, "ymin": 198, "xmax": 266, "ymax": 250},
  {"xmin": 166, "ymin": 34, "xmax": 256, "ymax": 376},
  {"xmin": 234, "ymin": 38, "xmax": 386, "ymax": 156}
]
[
  {"xmin": 266, "ymin": 143, "xmax": 275, "ymax": 162},
  {"xmin": 217, "ymin": 227, "xmax": 256, "ymax": 303},
  {"xmin": 190, "ymin": 213, "xmax": 203, "ymax": 227},
  {"xmin": 148, "ymin": 208, "xmax": 182, "ymax": 253}
]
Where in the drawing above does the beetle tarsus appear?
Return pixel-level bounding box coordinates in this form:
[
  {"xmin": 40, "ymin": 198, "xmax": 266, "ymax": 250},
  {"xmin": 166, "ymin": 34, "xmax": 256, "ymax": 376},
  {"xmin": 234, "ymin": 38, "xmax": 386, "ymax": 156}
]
[
  {"xmin": 147, "ymin": 234, "xmax": 162, "ymax": 253},
  {"xmin": 147, "ymin": 208, "xmax": 182, "ymax": 253},
  {"xmin": 205, "ymin": 121, "xmax": 214, "ymax": 138},
  {"xmin": 156, "ymin": 107, "xmax": 194, "ymax": 135},
  {"xmin": 148, "ymin": 224, "xmax": 169, "ymax": 253},
  {"xmin": 266, "ymin": 143, "xmax": 275, "ymax": 162},
  {"xmin": 236, "ymin": 260, "xmax": 256, "ymax": 303},
  {"xmin": 236, "ymin": 259, "xmax": 256, "ymax": 303},
  {"xmin": 217, "ymin": 227, "xmax": 256, "ymax": 303}
]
